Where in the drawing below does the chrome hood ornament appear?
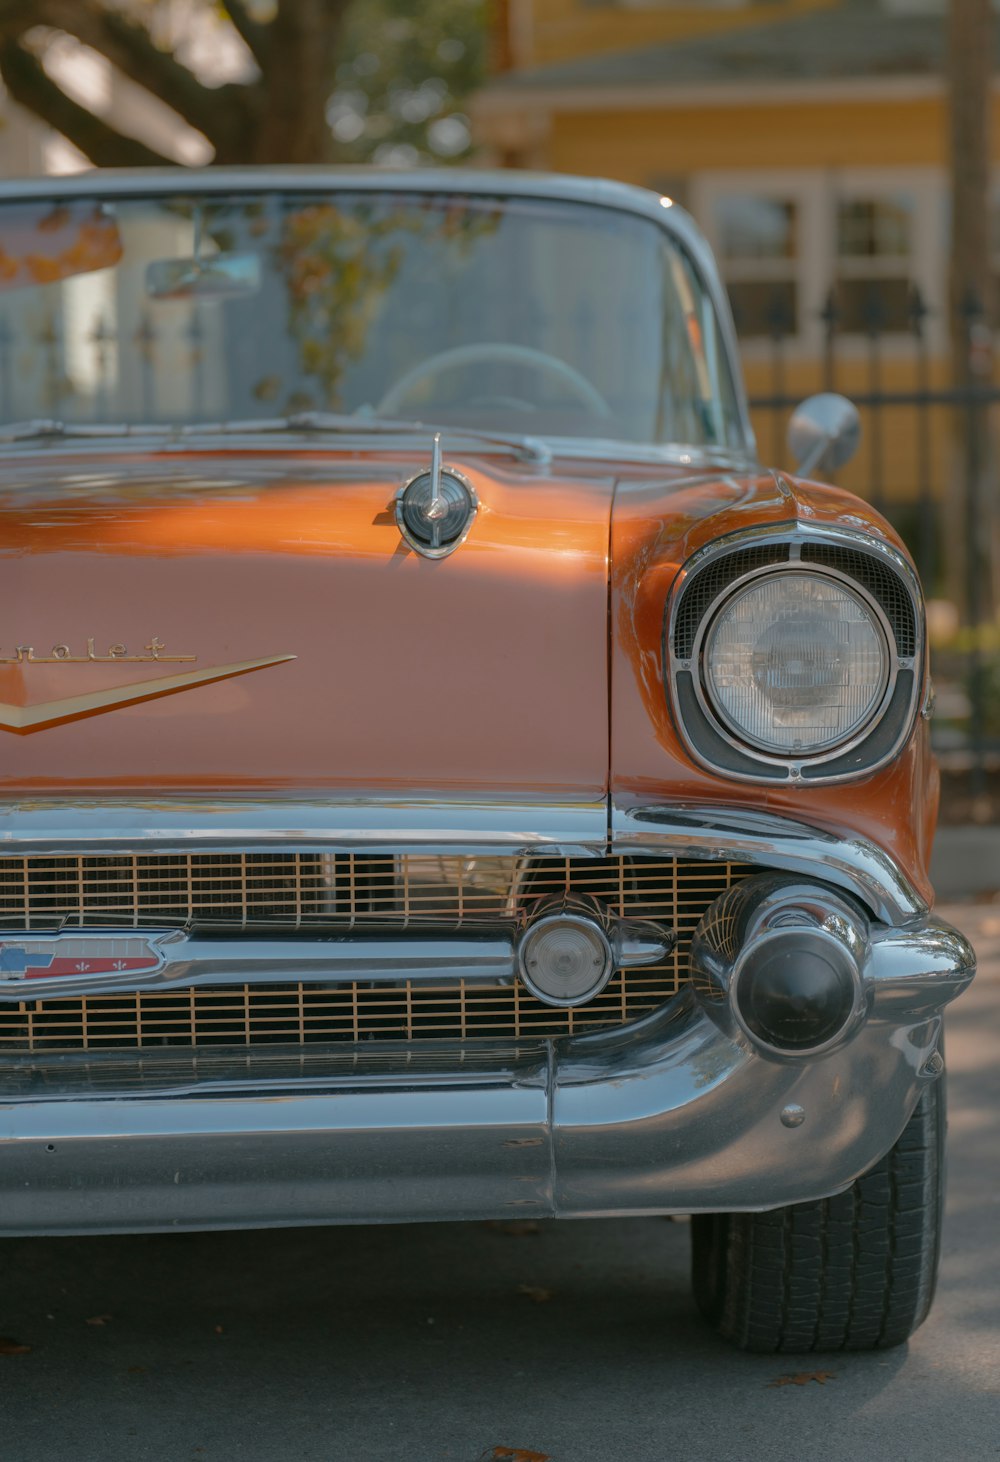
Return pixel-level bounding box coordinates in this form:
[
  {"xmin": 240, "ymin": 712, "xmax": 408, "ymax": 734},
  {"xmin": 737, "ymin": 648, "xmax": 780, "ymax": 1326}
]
[{"xmin": 395, "ymin": 434, "xmax": 478, "ymax": 559}]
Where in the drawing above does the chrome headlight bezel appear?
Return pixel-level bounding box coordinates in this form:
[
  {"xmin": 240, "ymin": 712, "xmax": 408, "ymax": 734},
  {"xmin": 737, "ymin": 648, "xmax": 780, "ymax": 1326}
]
[{"xmin": 665, "ymin": 527, "xmax": 924, "ymax": 785}]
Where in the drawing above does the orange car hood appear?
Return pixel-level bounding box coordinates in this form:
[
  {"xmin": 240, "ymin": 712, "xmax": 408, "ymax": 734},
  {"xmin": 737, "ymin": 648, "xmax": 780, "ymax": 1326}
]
[{"xmin": 0, "ymin": 452, "xmax": 615, "ymax": 797}]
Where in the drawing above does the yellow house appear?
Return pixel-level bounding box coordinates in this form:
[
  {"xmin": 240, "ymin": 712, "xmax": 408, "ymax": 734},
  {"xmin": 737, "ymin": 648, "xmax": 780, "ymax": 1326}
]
[{"xmin": 476, "ymin": 0, "xmax": 1000, "ymax": 521}]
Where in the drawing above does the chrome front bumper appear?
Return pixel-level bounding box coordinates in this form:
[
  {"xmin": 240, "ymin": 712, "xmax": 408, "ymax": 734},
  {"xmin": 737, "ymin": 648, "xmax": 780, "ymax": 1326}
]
[
  {"xmin": 0, "ymin": 798, "xmax": 975, "ymax": 1235},
  {"xmin": 0, "ymin": 915, "xmax": 973, "ymax": 1236}
]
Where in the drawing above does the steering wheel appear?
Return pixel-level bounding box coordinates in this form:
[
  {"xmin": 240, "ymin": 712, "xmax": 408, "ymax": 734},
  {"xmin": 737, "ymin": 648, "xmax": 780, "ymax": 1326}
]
[{"xmin": 376, "ymin": 342, "xmax": 613, "ymax": 420}]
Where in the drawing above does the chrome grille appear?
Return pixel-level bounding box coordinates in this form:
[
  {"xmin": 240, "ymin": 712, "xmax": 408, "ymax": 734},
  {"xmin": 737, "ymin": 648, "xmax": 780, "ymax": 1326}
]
[{"xmin": 0, "ymin": 854, "xmax": 749, "ymax": 1050}]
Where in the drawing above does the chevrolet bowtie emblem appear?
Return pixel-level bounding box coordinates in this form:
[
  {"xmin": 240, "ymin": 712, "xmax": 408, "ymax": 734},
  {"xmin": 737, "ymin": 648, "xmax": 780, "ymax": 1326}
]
[{"xmin": 0, "ymin": 655, "xmax": 296, "ymax": 734}]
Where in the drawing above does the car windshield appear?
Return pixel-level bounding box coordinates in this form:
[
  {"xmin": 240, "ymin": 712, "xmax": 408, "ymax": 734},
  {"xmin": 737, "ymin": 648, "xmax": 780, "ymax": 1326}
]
[{"xmin": 0, "ymin": 188, "xmax": 746, "ymax": 451}]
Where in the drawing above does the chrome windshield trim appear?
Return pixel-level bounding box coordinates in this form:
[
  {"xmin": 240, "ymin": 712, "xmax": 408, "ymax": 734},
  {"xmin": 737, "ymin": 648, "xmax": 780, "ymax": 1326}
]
[
  {"xmin": 0, "ymin": 427, "xmax": 757, "ymax": 473},
  {"xmin": 0, "ymin": 798, "xmax": 608, "ymax": 858},
  {"xmin": 611, "ymin": 802, "xmax": 926, "ymax": 925}
]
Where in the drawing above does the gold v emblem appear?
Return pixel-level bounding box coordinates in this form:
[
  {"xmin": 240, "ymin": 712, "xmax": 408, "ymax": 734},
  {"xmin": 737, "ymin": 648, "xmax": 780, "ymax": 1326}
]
[{"xmin": 0, "ymin": 655, "xmax": 296, "ymax": 734}]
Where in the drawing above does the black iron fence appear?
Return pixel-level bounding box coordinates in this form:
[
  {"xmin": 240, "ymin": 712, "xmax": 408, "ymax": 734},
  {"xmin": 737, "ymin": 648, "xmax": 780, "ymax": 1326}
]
[{"xmin": 744, "ymin": 284, "xmax": 1000, "ymax": 799}]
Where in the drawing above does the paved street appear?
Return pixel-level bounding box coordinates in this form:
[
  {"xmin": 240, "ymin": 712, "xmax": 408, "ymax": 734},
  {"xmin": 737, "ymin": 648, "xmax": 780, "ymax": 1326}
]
[{"xmin": 1, "ymin": 903, "xmax": 997, "ymax": 1462}]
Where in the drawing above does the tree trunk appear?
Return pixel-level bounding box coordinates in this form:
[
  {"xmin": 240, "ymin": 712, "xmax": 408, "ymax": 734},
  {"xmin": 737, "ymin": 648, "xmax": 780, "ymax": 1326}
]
[
  {"xmin": 0, "ymin": 0, "xmax": 349, "ymax": 168},
  {"xmin": 248, "ymin": 0, "xmax": 350, "ymax": 164},
  {"xmin": 947, "ymin": 0, "xmax": 997, "ymax": 798},
  {"xmin": 947, "ymin": 0, "xmax": 998, "ymax": 621}
]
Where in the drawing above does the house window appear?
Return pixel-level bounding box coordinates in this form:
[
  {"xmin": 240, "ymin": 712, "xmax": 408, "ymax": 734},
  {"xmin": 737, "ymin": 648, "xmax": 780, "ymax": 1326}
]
[
  {"xmin": 714, "ymin": 194, "xmax": 799, "ymax": 340},
  {"xmin": 589, "ymin": 1, "xmax": 755, "ymax": 9},
  {"xmin": 835, "ymin": 196, "xmax": 915, "ymax": 333},
  {"xmin": 694, "ymin": 169, "xmax": 941, "ymax": 356}
]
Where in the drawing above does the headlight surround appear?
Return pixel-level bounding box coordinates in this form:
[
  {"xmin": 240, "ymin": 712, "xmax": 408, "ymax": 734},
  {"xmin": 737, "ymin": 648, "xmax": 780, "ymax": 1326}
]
[{"xmin": 699, "ymin": 570, "xmax": 892, "ymax": 758}]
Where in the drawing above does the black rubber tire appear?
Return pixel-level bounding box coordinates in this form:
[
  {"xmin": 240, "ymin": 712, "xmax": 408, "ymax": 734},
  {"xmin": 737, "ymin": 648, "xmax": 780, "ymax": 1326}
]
[{"xmin": 691, "ymin": 1078, "xmax": 945, "ymax": 1352}]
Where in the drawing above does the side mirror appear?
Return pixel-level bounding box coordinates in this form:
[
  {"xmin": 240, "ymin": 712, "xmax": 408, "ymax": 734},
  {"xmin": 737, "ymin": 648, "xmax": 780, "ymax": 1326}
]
[{"xmin": 787, "ymin": 393, "xmax": 861, "ymax": 477}]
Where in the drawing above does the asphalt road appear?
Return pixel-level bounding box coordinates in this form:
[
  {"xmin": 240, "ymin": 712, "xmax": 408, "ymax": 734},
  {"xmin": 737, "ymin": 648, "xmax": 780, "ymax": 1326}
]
[{"xmin": 2, "ymin": 903, "xmax": 998, "ymax": 1462}]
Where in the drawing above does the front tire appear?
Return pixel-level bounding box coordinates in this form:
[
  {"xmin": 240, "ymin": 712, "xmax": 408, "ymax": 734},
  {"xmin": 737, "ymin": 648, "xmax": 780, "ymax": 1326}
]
[{"xmin": 691, "ymin": 1079, "xmax": 945, "ymax": 1352}]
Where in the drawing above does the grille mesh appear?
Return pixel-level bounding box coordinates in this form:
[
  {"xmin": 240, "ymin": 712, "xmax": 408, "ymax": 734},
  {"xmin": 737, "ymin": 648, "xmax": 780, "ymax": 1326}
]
[
  {"xmin": 673, "ymin": 544, "xmax": 789, "ymax": 657},
  {"xmin": 799, "ymin": 543, "xmax": 916, "ymax": 655},
  {"xmin": 0, "ymin": 854, "xmax": 749, "ymax": 1050},
  {"xmin": 673, "ymin": 540, "xmax": 916, "ymax": 663}
]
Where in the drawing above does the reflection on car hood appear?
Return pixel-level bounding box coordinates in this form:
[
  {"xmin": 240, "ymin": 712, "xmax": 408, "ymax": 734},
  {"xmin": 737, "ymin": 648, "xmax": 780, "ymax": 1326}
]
[{"xmin": 0, "ymin": 451, "xmax": 615, "ymax": 798}]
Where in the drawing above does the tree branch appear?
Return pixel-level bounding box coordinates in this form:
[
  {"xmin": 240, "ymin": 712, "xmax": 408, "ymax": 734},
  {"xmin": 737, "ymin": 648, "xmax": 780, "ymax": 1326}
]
[
  {"xmin": 0, "ymin": 37, "xmax": 174, "ymax": 167},
  {"xmin": 28, "ymin": 0, "xmax": 252, "ymax": 149},
  {"xmin": 218, "ymin": 0, "xmax": 270, "ymax": 69}
]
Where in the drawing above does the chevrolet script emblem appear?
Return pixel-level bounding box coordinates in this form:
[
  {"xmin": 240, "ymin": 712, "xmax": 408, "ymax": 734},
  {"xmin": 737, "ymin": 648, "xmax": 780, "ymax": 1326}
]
[{"xmin": 0, "ymin": 636, "xmax": 295, "ymax": 733}]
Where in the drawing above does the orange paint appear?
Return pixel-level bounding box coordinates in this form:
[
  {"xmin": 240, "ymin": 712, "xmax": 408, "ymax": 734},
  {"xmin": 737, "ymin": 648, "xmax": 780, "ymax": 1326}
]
[{"xmin": 611, "ymin": 469, "xmax": 935, "ymax": 903}]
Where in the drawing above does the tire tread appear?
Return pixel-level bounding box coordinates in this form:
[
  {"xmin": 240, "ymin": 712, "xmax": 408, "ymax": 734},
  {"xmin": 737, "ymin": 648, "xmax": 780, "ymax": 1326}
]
[{"xmin": 692, "ymin": 1080, "xmax": 943, "ymax": 1353}]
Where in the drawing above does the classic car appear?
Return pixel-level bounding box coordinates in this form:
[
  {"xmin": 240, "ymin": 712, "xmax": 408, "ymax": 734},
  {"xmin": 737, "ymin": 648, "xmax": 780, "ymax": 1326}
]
[{"xmin": 0, "ymin": 168, "xmax": 974, "ymax": 1354}]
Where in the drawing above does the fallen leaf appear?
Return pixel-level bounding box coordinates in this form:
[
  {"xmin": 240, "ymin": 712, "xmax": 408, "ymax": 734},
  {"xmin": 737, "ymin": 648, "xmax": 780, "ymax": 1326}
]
[
  {"xmin": 485, "ymin": 1221, "xmax": 540, "ymax": 1236},
  {"xmin": 516, "ymin": 1285, "xmax": 554, "ymax": 1304},
  {"xmin": 480, "ymin": 1450, "xmax": 552, "ymax": 1462},
  {"xmin": 85, "ymin": 1314, "xmax": 112, "ymax": 1327},
  {"xmin": 0, "ymin": 1337, "xmax": 31, "ymax": 1356},
  {"xmin": 767, "ymin": 1371, "xmax": 836, "ymax": 1388}
]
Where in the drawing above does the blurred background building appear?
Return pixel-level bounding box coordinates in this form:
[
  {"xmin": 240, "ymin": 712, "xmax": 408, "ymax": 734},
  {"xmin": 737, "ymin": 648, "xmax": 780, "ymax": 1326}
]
[{"xmin": 479, "ymin": 0, "xmax": 997, "ymax": 514}]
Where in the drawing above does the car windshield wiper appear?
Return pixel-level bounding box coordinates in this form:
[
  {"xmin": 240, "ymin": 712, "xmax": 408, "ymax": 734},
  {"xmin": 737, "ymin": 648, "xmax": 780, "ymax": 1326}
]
[
  {"xmin": 229, "ymin": 411, "xmax": 553, "ymax": 463},
  {"xmin": 0, "ymin": 413, "xmax": 552, "ymax": 463}
]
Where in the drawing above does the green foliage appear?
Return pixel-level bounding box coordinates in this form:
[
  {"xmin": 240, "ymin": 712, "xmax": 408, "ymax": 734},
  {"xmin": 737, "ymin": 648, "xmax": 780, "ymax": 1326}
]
[{"xmin": 329, "ymin": 0, "xmax": 486, "ymax": 165}]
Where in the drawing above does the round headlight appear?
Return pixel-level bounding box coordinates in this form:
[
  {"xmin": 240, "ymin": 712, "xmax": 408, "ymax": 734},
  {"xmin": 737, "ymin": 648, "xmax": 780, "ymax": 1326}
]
[{"xmin": 702, "ymin": 571, "xmax": 890, "ymax": 756}]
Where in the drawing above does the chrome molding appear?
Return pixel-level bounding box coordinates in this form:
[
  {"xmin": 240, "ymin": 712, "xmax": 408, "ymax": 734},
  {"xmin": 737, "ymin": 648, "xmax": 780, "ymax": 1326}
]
[
  {"xmin": 0, "ymin": 796, "xmax": 926, "ymax": 927},
  {"xmin": 664, "ymin": 521, "xmax": 926, "ymax": 786},
  {"xmin": 0, "ymin": 798, "xmax": 608, "ymax": 858},
  {"xmin": 611, "ymin": 801, "xmax": 926, "ymax": 924},
  {"xmin": 0, "ymin": 929, "xmax": 514, "ymax": 1001},
  {"xmin": 0, "ymin": 915, "xmax": 671, "ymax": 1003}
]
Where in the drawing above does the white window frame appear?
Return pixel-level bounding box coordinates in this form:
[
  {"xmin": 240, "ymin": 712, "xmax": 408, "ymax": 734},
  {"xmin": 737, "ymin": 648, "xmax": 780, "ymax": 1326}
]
[
  {"xmin": 692, "ymin": 167, "xmax": 945, "ymax": 361},
  {"xmin": 832, "ymin": 167, "xmax": 943, "ymax": 355},
  {"xmin": 610, "ymin": 1, "xmax": 750, "ymax": 9}
]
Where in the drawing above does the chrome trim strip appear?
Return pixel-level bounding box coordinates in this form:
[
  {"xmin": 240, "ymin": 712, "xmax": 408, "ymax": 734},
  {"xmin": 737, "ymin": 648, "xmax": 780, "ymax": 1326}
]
[
  {"xmin": 0, "ymin": 907, "xmax": 970, "ymax": 1232},
  {"xmin": 0, "ymin": 429, "xmax": 755, "ymax": 473},
  {"xmin": 0, "ymin": 798, "xmax": 608, "ymax": 858},
  {"xmin": 611, "ymin": 801, "xmax": 926, "ymax": 924},
  {"xmin": 664, "ymin": 521, "xmax": 926, "ymax": 786},
  {"xmin": 0, "ymin": 914, "xmax": 671, "ymax": 1002},
  {"xmin": 0, "ymin": 796, "xmax": 924, "ymax": 926},
  {"xmin": 0, "ymin": 930, "xmax": 518, "ymax": 1001}
]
